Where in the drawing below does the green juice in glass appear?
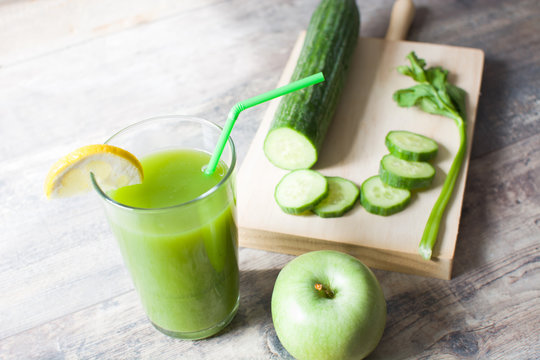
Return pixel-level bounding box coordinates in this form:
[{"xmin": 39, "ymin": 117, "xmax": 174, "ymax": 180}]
[{"xmin": 105, "ymin": 149, "xmax": 239, "ymax": 339}]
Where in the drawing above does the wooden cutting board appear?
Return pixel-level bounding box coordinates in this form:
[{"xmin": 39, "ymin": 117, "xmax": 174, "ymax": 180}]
[{"xmin": 237, "ymin": 1, "xmax": 484, "ymax": 279}]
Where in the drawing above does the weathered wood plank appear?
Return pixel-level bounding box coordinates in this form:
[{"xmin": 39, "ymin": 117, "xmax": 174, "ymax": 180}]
[
  {"xmin": 371, "ymin": 243, "xmax": 540, "ymax": 359},
  {"xmin": 454, "ymin": 132, "xmax": 540, "ymax": 275},
  {"xmin": 0, "ymin": 0, "xmax": 539, "ymax": 358},
  {"xmin": 0, "ymin": 0, "xmax": 226, "ymax": 66}
]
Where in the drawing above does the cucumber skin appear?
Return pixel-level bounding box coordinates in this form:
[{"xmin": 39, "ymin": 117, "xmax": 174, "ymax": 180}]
[
  {"xmin": 360, "ymin": 176, "xmax": 411, "ymax": 216},
  {"xmin": 361, "ymin": 196, "xmax": 410, "ymax": 216},
  {"xmin": 277, "ymin": 196, "xmax": 327, "ymax": 215},
  {"xmin": 264, "ymin": 0, "xmax": 360, "ymax": 169},
  {"xmin": 385, "ymin": 132, "xmax": 438, "ymax": 162},
  {"xmin": 379, "ymin": 159, "xmax": 436, "ymax": 190}
]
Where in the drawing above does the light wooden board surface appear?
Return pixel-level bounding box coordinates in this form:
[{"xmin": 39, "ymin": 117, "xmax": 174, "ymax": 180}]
[{"xmin": 238, "ymin": 32, "xmax": 484, "ymax": 279}]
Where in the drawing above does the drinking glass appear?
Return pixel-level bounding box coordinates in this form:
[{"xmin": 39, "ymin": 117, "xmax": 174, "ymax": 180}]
[{"xmin": 92, "ymin": 115, "xmax": 239, "ymax": 339}]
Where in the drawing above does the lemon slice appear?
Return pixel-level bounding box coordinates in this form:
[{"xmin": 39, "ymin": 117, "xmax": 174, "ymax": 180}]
[{"xmin": 44, "ymin": 144, "xmax": 143, "ymax": 199}]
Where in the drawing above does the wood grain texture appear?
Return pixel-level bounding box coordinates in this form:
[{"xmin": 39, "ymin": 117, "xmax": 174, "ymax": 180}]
[
  {"xmin": 237, "ymin": 32, "xmax": 484, "ymax": 279},
  {"xmin": 0, "ymin": 0, "xmax": 224, "ymax": 66},
  {"xmin": 0, "ymin": 0, "xmax": 538, "ymax": 359}
]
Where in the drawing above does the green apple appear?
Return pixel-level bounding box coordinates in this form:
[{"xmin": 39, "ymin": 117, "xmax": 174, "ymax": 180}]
[{"xmin": 271, "ymin": 250, "xmax": 386, "ymax": 360}]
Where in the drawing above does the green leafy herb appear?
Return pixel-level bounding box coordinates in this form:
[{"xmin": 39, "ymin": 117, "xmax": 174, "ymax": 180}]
[{"xmin": 393, "ymin": 52, "xmax": 467, "ymax": 260}]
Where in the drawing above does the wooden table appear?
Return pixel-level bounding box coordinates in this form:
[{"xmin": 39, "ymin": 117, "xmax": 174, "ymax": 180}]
[{"xmin": 1, "ymin": 0, "xmax": 538, "ymax": 358}]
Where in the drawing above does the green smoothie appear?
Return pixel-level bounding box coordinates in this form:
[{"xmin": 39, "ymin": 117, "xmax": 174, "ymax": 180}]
[{"xmin": 106, "ymin": 149, "xmax": 239, "ymax": 338}]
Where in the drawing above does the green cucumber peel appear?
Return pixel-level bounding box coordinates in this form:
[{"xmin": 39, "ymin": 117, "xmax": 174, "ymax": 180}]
[{"xmin": 393, "ymin": 52, "xmax": 468, "ymax": 260}]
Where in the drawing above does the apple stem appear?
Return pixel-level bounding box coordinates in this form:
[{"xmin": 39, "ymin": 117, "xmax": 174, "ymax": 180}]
[{"xmin": 314, "ymin": 283, "xmax": 335, "ymax": 299}]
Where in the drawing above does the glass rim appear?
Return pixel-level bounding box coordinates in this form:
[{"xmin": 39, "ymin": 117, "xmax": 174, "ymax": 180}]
[{"xmin": 90, "ymin": 115, "xmax": 236, "ymax": 212}]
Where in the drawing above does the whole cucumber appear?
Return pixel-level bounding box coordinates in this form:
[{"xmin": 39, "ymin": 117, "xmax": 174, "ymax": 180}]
[{"xmin": 264, "ymin": 0, "xmax": 360, "ymax": 170}]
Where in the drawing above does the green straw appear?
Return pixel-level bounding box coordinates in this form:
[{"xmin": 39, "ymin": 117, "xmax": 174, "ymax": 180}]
[{"xmin": 205, "ymin": 72, "xmax": 325, "ymax": 175}]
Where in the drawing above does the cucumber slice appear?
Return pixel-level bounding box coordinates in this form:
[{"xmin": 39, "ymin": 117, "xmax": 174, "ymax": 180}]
[
  {"xmin": 264, "ymin": 128, "xmax": 318, "ymax": 170},
  {"xmin": 312, "ymin": 177, "xmax": 360, "ymax": 218},
  {"xmin": 275, "ymin": 169, "xmax": 328, "ymax": 214},
  {"xmin": 385, "ymin": 130, "xmax": 438, "ymax": 161},
  {"xmin": 379, "ymin": 154, "xmax": 436, "ymax": 189},
  {"xmin": 361, "ymin": 175, "xmax": 411, "ymax": 216}
]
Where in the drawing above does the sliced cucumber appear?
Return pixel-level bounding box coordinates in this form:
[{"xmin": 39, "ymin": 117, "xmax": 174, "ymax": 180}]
[
  {"xmin": 385, "ymin": 130, "xmax": 438, "ymax": 161},
  {"xmin": 312, "ymin": 177, "xmax": 359, "ymax": 218},
  {"xmin": 361, "ymin": 175, "xmax": 411, "ymax": 216},
  {"xmin": 379, "ymin": 154, "xmax": 435, "ymax": 189},
  {"xmin": 275, "ymin": 169, "xmax": 328, "ymax": 214},
  {"xmin": 264, "ymin": 128, "xmax": 317, "ymax": 170}
]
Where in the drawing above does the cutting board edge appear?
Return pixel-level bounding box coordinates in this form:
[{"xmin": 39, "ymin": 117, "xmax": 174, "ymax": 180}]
[{"xmin": 239, "ymin": 227, "xmax": 453, "ymax": 280}]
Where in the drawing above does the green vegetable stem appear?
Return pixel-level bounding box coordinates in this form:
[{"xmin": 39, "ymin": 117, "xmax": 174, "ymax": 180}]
[{"xmin": 393, "ymin": 52, "xmax": 468, "ymax": 260}]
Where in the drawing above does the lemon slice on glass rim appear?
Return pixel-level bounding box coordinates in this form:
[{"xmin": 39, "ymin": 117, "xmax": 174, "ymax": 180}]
[{"xmin": 44, "ymin": 144, "xmax": 143, "ymax": 199}]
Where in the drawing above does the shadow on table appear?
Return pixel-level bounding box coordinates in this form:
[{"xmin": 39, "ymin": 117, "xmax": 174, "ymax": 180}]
[
  {"xmin": 216, "ymin": 268, "xmax": 294, "ymax": 359},
  {"xmin": 452, "ymin": 58, "xmax": 510, "ymax": 278}
]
